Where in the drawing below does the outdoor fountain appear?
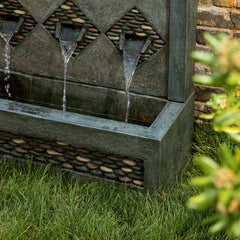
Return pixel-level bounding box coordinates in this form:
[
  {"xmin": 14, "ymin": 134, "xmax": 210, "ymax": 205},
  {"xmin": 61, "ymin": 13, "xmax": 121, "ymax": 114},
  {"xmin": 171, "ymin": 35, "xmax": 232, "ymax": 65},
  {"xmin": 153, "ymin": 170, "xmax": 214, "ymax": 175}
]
[{"xmin": 0, "ymin": 0, "xmax": 198, "ymax": 191}]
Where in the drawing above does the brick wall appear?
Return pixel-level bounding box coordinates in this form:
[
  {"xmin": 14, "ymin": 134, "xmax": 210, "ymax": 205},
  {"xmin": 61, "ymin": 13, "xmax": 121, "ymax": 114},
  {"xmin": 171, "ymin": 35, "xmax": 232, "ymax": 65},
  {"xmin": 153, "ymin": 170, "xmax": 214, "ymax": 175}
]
[{"xmin": 194, "ymin": 0, "xmax": 239, "ymax": 119}]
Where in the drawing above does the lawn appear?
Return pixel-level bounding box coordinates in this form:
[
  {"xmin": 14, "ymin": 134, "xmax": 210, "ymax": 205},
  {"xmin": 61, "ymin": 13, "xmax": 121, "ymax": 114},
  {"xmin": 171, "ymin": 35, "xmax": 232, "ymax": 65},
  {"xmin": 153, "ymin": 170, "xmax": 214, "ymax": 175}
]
[{"xmin": 0, "ymin": 125, "xmax": 234, "ymax": 240}]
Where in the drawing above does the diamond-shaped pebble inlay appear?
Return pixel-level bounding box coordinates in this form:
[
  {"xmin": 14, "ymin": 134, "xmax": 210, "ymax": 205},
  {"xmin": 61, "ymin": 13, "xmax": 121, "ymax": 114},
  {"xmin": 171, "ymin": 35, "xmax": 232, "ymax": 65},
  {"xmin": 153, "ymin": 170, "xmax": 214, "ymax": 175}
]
[
  {"xmin": 106, "ymin": 7, "xmax": 166, "ymax": 65},
  {"xmin": 43, "ymin": 0, "xmax": 100, "ymax": 57}
]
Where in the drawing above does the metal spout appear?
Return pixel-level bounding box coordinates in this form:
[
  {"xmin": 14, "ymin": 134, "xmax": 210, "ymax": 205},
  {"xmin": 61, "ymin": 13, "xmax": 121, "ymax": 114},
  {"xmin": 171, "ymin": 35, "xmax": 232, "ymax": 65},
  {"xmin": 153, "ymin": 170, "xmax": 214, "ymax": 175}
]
[
  {"xmin": 56, "ymin": 23, "xmax": 86, "ymax": 43},
  {"xmin": 120, "ymin": 32, "xmax": 151, "ymax": 55}
]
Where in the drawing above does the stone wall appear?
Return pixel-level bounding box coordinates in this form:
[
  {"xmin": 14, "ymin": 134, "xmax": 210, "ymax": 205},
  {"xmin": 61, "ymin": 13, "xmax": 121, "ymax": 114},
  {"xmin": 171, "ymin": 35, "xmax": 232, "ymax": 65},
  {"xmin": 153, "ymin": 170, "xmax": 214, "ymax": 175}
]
[{"xmin": 194, "ymin": 0, "xmax": 240, "ymax": 119}]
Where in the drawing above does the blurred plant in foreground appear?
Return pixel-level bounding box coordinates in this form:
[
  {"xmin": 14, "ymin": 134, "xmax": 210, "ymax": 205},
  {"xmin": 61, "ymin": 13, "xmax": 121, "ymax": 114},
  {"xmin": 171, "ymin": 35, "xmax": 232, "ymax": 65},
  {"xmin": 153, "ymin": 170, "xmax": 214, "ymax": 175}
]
[{"xmin": 188, "ymin": 33, "xmax": 240, "ymax": 239}]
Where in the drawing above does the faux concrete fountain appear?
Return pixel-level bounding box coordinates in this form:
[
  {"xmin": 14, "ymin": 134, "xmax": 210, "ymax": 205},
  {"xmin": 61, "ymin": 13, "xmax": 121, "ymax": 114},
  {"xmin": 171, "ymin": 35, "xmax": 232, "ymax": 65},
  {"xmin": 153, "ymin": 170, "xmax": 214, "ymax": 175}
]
[{"xmin": 0, "ymin": 0, "xmax": 198, "ymax": 191}]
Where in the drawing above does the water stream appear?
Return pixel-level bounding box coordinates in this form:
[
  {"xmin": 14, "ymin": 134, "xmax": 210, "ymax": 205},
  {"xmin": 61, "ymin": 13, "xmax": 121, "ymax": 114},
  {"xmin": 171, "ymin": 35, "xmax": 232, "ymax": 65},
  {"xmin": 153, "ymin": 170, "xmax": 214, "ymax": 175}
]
[
  {"xmin": 123, "ymin": 51, "xmax": 140, "ymax": 122},
  {"xmin": 0, "ymin": 32, "xmax": 13, "ymax": 97},
  {"xmin": 60, "ymin": 40, "xmax": 77, "ymax": 111},
  {"xmin": 0, "ymin": 18, "xmax": 23, "ymax": 97},
  {"xmin": 59, "ymin": 26, "xmax": 85, "ymax": 111},
  {"xmin": 123, "ymin": 39, "xmax": 146, "ymax": 123}
]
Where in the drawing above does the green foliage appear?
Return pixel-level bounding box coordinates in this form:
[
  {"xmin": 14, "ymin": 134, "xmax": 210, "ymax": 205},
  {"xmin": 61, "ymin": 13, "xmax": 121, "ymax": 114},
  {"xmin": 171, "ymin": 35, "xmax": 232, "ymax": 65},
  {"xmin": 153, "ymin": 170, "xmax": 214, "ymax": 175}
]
[
  {"xmin": 192, "ymin": 33, "xmax": 240, "ymax": 141},
  {"xmin": 188, "ymin": 33, "xmax": 240, "ymax": 238},
  {"xmin": 188, "ymin": 148, "xmax": 240, "ymax": 238}
]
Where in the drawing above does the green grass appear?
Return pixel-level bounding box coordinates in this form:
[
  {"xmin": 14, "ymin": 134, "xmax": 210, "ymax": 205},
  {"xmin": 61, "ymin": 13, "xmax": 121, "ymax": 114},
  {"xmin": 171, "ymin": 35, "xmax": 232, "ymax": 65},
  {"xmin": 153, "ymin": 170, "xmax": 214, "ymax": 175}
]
[{"xmin": 0, "ymin": 125, "xmax": 235, "ymax": 240}]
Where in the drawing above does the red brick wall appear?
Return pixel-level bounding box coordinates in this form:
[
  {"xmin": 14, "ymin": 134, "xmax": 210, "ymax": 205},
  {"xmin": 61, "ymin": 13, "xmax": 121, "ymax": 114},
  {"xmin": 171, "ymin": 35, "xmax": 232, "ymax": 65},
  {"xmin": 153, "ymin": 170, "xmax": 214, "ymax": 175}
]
[{"xmin": 194, "ymin": 0, "xmax": 239, "ymax": 119}]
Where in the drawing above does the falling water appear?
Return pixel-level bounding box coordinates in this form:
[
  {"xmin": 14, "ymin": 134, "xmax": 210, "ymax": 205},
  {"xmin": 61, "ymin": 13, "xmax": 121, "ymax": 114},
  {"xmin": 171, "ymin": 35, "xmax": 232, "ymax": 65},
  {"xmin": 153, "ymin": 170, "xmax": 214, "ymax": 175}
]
[
  {"xmin": 0, "ymin": 18, "xmax": 23, "ymax": 97},
  {"xmin": 0, "ymin": 32, "xmax": 14, "ymax": 97},
  {"xmin": 59, "ymin": 25, "xmax": 86, "ymax": 111},
  {"xmin": 60, "ymin": 40, "xmax": 77, "ymax": 111},
  {"xmin": 123, "ymin": 37, "xmax": 148, "ymax": 123},
  {"xmin": 123, "ymin": 51, "xmax": 140, "ymax": 122}
]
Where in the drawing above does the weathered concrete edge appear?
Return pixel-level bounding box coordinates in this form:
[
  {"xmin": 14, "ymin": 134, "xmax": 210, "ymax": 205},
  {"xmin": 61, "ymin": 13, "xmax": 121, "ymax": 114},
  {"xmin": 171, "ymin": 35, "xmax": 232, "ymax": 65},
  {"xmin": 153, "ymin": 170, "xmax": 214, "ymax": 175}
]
[
  {"xmin": 0, "ymin": 96, "xmax": 190, "ymax": 160},
  {"xmin": 168, "ymin": 0, "xmax": 198, "ymax": 102},
  {"xmin": 144, "ymin": 93, "xmax": 195, "ymax": 191}
]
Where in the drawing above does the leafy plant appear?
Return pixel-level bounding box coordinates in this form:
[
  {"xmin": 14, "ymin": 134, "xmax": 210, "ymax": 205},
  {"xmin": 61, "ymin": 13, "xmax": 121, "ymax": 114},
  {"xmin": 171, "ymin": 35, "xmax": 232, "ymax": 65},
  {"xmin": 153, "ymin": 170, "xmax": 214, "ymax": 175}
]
[{"xmin": 188, "ymin": 33, "xmax": 240, "ymax": 238}]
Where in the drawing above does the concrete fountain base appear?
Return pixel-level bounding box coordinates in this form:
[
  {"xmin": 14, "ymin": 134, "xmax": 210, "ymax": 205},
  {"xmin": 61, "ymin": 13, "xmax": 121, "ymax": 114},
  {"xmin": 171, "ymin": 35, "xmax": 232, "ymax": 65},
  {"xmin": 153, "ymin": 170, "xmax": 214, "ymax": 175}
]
[{"xmin": 0, "ymin": 92, "xmax": 194, "ymax": 191}]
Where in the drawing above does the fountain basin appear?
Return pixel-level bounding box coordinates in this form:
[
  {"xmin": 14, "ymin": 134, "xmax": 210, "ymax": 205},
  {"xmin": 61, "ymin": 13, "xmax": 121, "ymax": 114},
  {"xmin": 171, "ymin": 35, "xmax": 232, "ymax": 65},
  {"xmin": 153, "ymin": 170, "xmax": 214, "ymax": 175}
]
[
  {"xmin": 0, "ymin": 92, "xmax": 194, "ymax": 191},
  {"xmin": 0, "ymin": 71, "xmax": 167, "ymax": 126}
]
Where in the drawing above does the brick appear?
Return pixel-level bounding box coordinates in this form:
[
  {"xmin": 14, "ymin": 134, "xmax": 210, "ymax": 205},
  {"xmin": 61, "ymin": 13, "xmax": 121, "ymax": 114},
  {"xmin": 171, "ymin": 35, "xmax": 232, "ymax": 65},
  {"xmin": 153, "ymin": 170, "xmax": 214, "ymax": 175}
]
[
  {"xmin": 194, "ymin": 84, "xmax": 226, "ymax": 102},
  {"xmin": 195, "ymin": 63, "xmax": 212, "ymax": 76},
  {"xmin": 196, "ymin": 26, "xmax": 231, "ymax": 45},
  {"xmin": 230, "ymin": 10, "xmax": 240, "ymax": 29},
  {"xmin": 195, "ymin": 44, "xmax": 212, "ymax": 53},
  {"xmin": 199, "ymin": 0, "xmax": 212, "ymax": 4},
  {"xmin": 233, "ymin": 31, "xmax": 240, "ymax": 38},
  {"xmin": 194, "ymin": 101, "xmax": 212, "ymax": 118},
  {"xmin": 194, "ymin": 0, "xmax": 240, "ymax": 120},
  {"xmin": 198, "ymin": 5, "xmax": 234, "ymax": 29},
  {"xmin": 212, "ymin": 0, "xmax": 240, "ymax": 7}
]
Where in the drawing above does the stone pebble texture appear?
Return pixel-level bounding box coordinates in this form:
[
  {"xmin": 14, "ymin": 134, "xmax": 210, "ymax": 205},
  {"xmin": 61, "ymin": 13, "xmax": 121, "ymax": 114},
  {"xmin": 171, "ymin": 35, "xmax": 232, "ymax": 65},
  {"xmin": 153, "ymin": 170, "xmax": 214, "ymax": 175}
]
[
  {"xmin": 195, "ymin": 0, "xmax": 240, "ymax": 121},
  {"xmin": 0, "ymin": 130, "xmax": 144, "ymax": 187}
]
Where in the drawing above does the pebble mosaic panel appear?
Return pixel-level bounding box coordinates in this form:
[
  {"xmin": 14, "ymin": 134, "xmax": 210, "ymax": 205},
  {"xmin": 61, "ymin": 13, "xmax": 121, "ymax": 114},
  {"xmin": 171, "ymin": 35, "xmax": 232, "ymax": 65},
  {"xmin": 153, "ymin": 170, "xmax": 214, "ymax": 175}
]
[
  {"xmin": 0, "ymin": 0, "xmax": 37, "ymax": 47},
  {"xmin": 0, "ymin": 131, "xmax": 144, "ymax": 187},
  {"xmin": 106, "ymin": 7, "xmax": 166, "ymax": 65},
  {"xmin": 43, "ymin": 0, "xmax": 101, "ymax": 58}
]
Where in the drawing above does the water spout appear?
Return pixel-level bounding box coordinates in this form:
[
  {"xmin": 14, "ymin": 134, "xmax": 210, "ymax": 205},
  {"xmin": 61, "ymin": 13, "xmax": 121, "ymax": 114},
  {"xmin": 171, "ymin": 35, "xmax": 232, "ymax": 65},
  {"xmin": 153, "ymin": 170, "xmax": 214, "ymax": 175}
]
[
  {"xmin": 59, "ymin": 25, "xmax": 86, "ymax": 111},
  {"xmin": 123, "ymin": 36, "xmax": 148, "ymax": 122},
  {"xmin": 0, "ymin": 17, "xmax": 23, "ymax": 97}
]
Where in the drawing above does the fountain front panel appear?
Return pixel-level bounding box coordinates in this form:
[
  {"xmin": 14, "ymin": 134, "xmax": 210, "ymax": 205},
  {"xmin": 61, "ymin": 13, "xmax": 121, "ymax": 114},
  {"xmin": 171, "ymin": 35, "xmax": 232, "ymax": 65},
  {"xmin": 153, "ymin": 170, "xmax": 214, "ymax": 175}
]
[{"xmin": 0, "ymin": 0, "xmax": 198, "ymax": 191}]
